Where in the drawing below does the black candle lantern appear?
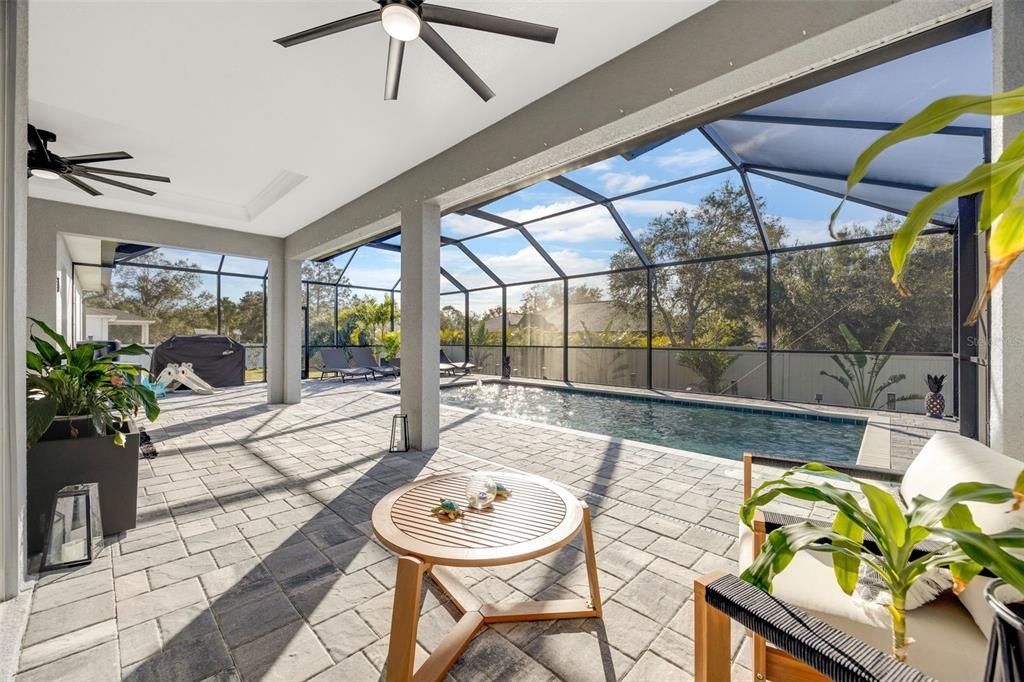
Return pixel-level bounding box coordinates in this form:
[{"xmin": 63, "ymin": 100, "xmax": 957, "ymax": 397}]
[
  {"xmin": 390, "ymin": 414, "xmax": 409, "ymax": 453},
  {"xmin": 41, "ymin": 483, "xmax": 104, "ymax": 571}
]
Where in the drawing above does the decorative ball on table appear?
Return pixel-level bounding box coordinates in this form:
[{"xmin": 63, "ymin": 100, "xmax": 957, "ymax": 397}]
[
  {"xmin": 431, "ymin": 499, "xmax": 463, "ymax": 521},
  {"xmin": 465, "ymin": 474, "xmax": 497, "ymax": 510}
]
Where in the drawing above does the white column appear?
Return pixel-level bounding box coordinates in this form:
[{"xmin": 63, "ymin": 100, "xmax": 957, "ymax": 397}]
[
  {"xmin": 990, "ymin": 0, "xmax": 1024, "ymax": 458},
  {"xmin": 266, "ymin": 249, "xmax": 302, "ymax": 405},
  {"xmin": 400, "ymin": 202, "xmax": 441, "ymax": 452},
  {"xmin": 1, "ymin": 0, "xmax": 29, "ymax": 600}
]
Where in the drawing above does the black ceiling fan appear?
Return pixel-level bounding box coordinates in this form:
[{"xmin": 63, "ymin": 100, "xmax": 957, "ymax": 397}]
[
  {"xmin": 27, "ymin": 124, "xmax": 171, "ymax": 197},
  {"xmin": 274, "ymin": 0, "xmax": 558, "ymax": 101}
]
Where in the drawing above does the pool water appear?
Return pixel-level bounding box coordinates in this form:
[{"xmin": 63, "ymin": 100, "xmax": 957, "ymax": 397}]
[{"xmin": 440, "ymin": 383, "xmax": 865, "ymax": 463}]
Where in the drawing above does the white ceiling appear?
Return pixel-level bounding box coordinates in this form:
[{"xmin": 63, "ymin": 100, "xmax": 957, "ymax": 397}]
[{"xmin": 28, "ymin": 0, "xmax": 715, "ymax": 238}]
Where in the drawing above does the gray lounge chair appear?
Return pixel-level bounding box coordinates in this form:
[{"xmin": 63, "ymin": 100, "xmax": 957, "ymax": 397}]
[
  {"xmin": 376, "ymin": 356, "xmax": 400, "ymax": 378},
  {"xmin": 441, "ymin": 350, "xmax": 475, "ymax": 375},
  {"xmin": 319, "ymin": 347, "xmax": 374, "ymax": 382}
]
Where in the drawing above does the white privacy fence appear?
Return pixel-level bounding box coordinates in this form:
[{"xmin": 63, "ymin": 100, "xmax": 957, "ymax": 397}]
[{"xmin": 462, "ymin": 345, "xmax": 952, "ymax": 415}]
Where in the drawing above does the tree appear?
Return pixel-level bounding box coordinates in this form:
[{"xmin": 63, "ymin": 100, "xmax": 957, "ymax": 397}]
[
  {"xmin": 84, "ymin": 253, "xmax": 216, "ymax": 342},
  {"xmin": 609, "ymin": 180, "xmax": 779, "ymax": 348},
  {"xmin": 302, "ymin": 260, "xmax": 350, "ymax": 346},
  {"xmin": 440, "ymin": 304, "xmax": 465, "ymax": 345},
  {"xmin": 219, "ymin": 290, "xmax": 265, "ymax": 343},
  {"xmin": 342, "ymin": 295, "xmax": 397, "ymax": 358},
  {"xmin": 676, "ymin": 315, "xmax": 753, "ymax": 393},
  {"xmin": 772, "ymin": 217, "xmax": 951, "ymax": 353}
]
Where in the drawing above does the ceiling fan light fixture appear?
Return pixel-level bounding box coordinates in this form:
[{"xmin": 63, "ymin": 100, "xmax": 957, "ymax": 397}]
[
  {"xmin": 381, "ymin": 3, "xmax": 421, "ymax": 42},
  {"xmin": 30, "ymin": 168, "xmax": 61, "ymax": 180}
]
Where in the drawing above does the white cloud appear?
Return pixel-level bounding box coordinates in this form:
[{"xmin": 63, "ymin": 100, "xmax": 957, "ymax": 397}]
[
  {"xmin": 599, "ymin": 171, "xmax": 653, "ymax": 194},
  {"xmin": 655, "ymin": 147, "xmax": 723, "ymax": 171},
  {"xmin": 496, "ymin": 200, "xmax": 585, "ymax": 224},
  {"xmin": 476, "ymin": 246, "xmax": 560, "ymax": 282},
  {"xmin": 442, "ymin": 213, "xmax": 503, "ymax": 238},
  {"xmin": 545, "ymin": 249, "xmax": 612, "ymax": 275},
  {"xmin": 615, "ymin": 197, "xmax": 696, "ymax": 217},
  {"xmin": 584, "ymin": 159, "xmax": 614, "ymax": 173},
  {"xmin": 523, "ymin": 205, "xmax": 621, "ymax": 244}
]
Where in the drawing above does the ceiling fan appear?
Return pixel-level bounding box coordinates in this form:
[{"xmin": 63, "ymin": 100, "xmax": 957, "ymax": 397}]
[
  {"xmin": 27, "ymin": 124, "xmax": 171, "ymax": 197},
  {"xmin": 274, "ymin": 0, "xmax": 559, "ymax": 101}
]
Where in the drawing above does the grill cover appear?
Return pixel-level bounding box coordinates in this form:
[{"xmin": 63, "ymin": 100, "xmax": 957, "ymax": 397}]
[{"xmin": 150, "ymin": 335, "xmax": 245, "ymax": 388}]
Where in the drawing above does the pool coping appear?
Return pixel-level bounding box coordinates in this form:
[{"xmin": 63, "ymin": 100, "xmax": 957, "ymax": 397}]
[{"xmin": 385, "ymin": 375, "xmax": 895, "ymax": 470}]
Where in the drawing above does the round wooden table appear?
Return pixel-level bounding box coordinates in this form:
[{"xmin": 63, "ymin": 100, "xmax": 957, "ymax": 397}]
[{"xmin": 372, "ymin": 471, "xmax": 603, "ymax": 682}]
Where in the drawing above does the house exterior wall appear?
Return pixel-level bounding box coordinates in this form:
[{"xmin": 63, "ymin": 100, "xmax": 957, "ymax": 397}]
[{"xmin": 990, "ymin": 0, "xmax": 1024, "ymax": 459}]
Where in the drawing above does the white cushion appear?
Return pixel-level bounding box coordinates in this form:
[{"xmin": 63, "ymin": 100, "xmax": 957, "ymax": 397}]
[
  {"xmin": 738, "ymin": 523, "xmax": 989, "ymax": 681},
  {"xmin": 901, "ymin": 432, "xmax": 1024, "ymax": 639},
  {"xmin": 901, "ymin": 432, "xmax": 1024, "ymax": 535}
]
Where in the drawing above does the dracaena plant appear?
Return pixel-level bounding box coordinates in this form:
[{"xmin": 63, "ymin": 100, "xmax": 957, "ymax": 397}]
[
  {"xmin": 830, "ymin": 85, "xmax": 1024, "ymax": 323},
  {"xmin": 26, "ymin": 317, "xmax": 160, "ymax": 447},
  {"xmin": 740, "ymin": 463, "xmax": 1024, "ymax": 662}
]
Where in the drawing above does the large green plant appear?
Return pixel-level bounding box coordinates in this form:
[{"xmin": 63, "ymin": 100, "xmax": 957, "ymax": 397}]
[
  {"xmin": 26, "ymin": 318, "xmax": 160, "ymax": 447},
  {"xmin": 831, "ymin": 85, "xmax": 1024, "ymax": 322},
  {"xmin": 820, "ymin": 322, "xmax": 918, "ymax": 409},
  {"xmin": 345, "ymin": 296, "xmax": 397, "ymax": 358},
  {"xmin": 741, "ymin": 463, "xmax": 1024, "ymax": 662}
]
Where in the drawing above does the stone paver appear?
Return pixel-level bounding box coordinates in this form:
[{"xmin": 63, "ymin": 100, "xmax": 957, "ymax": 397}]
[{"xmin": 13, "ymin": 381, "xmax": 945, "ymax": 681}]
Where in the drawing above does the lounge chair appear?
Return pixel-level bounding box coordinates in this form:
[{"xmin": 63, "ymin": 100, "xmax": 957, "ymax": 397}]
[
  {"xmin": 346, "ymin": 346, "xmax": 394, "ymax": 380},
  {"xmin": 319, "ymin": 347, "xmax": 374, "ymax": 382},
  {"xmin": 376, "ymin": 356, "xmax": 400, "ymax": 378},
  {"xmin": 440, "ymin": 350, "xmax": 475, "ymax": 375}
]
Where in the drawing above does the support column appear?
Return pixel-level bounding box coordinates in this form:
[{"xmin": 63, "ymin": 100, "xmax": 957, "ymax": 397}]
[
  {"xmin": 266, "ymin": 250, "xmax": 302, "ymax": 405},
  {"xmin": 990, "ymin": 0, "xmax": 1024, "ymax": 457},
  {"xmin": 1, "ymin": 0, "xmax": 29, "ymax": 600},
  {"xmin": 400, "ymin": 202, "xmax": 441, "ymax": 452}
]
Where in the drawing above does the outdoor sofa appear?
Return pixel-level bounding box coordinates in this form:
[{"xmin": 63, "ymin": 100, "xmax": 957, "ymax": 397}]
[{"xmin": 727, "ymin": 432, "xmax": 1020, "ymax": 681}]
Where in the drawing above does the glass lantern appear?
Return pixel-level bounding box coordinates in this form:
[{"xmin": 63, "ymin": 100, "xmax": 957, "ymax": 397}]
[
  {"xmin": 41, "ymin": 483, "xmax": 104, "ymax": 571},
  {"xmin": 465, "ymin": 474, "xmax": 497, "ymax": 510},
  {"xmin": 390, "ymin": 414, "xmax": 409, "ymax": 453}
]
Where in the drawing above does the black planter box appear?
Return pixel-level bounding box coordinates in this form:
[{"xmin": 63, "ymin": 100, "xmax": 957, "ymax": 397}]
[{"xmin": 26, "ymin": 422, "xmax": 140, "ymax": 554}]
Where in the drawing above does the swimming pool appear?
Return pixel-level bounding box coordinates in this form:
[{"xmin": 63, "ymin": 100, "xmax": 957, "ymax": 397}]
[{"xmin": 439, "ymin": 383, "xmax": 865, "ymax": 463}]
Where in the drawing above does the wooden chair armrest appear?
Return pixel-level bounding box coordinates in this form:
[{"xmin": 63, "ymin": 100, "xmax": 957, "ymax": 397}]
[
  {"xmin": 745, "ymin": 452, "xmax": 903, "ymax": 483},
  {"xmin": 694, "ymin": 572, "xmax": 935, "ymax": 682}
]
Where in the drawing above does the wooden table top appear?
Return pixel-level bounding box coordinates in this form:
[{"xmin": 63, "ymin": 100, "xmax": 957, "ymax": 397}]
[{"xmin": 371, "ymin": 471, "xmax": 583, "ymax": 567}]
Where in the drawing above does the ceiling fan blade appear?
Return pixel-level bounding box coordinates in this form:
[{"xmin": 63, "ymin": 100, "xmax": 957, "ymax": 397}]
[
  {"xmin": 73, "ymin": 170, "xmax": 156, "ymax": 196},
  {"xmin": 421, "ymin": 5, "xmax": 558, "ymax": 43},
  {"xmin": 61, "ymin": 151, "xmax": 132, "ymax": 164},
  {"xmin": 419, "ymin": 23, "xmax": 494, "ymax": 102},
  {"xmin": 71, "ymin": 165, "xmax": 171, "ymax": 183},
  {"xmin": 27, "ymin": 125, "xmax": 51, "ymax": 160},
  {"xmin": 62, "ymin": 174, "xmax": 102, "ymax": 197},
  {"xmin": 384, "ymin": 38, "xmax": 405, "ymax": 100},
  {"xmin": 274, "ymin": 10, "xmax": 379, "ymax": 47}
]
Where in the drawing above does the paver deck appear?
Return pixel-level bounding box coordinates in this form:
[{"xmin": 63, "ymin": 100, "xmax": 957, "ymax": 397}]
[{"xmin": 13, "ymin": 379, "xmax": 950, "ymax": 681}]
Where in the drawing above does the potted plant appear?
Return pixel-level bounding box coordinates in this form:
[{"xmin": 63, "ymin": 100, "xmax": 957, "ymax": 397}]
[
  {"xmin": 740, "ymin": 462, "xmax": 1024, "ymax": 662},
  {"xmin": 925, "ymin": 374, "xmax": 946, "ymax": 418},
  {"xmin": 26, "ymin": 318, "xmax": 159, "ymax": 552}
]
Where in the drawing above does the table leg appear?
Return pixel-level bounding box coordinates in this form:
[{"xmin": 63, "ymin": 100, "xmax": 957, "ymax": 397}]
[
  {"xmin": 581, "ymin": 501, "xmax": 603, "ymax": 617},
  {"xmin": 386, "ymin": 555, "xmax": 429, "ymax": 682}
]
